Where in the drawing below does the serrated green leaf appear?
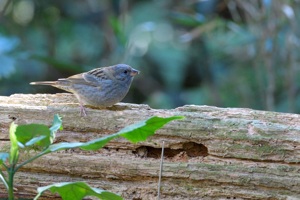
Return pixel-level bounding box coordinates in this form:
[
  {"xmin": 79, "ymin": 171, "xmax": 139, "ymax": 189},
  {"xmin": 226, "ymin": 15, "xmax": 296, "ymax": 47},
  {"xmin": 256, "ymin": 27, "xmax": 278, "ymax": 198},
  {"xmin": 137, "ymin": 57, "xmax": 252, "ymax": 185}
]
[
  {"xmin": 80, "ymin": 133, "xmax": 119, "ymax": 151},
  {"xmin": 9, "ymin": 122, "xmax": 19, "ymax": 164},
  {"xmin": 42, "ymin": 116, "xmax": 183, "ymax": 153},
  {"xmin": 0, "ymin": 152, "xmax": 9, "ymax": 164},
  {"xmin": 80, "ymin": 116, "xmax": 183, "ymax": 150},
  {"xmin": 15, "ymin": 115, "xmax": 62, "ymax": 149},
  {"xmin": 15, "ymin": 124, "xmax": 51, "ymax": 148},
  {"xmin": 119, "ymin": 116, "xmax": 184, "ymax": 143},
  {"xmin": 34, "ymin": 182, "xmax": 123, "ymax": 200}
]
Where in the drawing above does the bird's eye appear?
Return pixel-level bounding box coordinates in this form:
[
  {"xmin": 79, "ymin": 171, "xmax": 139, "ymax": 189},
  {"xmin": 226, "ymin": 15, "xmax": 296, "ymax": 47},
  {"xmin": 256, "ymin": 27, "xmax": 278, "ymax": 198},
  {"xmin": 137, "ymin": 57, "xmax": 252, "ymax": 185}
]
[{"xmin": 124, "ymin": 70, "xmax": 128, "ymax": 74}]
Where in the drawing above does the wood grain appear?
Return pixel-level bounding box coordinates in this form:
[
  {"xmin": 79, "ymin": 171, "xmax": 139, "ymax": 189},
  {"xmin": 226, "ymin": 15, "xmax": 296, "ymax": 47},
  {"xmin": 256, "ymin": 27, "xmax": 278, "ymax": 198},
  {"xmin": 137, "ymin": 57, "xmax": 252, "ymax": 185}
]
[{"xmin": 0, "ymin": 94, "xmax": 299, "ymax": 199}]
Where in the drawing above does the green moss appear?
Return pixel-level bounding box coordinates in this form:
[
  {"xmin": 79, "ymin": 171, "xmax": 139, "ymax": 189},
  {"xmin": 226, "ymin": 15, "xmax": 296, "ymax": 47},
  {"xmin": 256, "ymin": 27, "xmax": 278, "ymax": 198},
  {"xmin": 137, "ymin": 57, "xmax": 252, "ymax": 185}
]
[
  {"xmin": 184, "ymin": 184, "xmax": 194, "ymax": 191},
  {"xmin": 228, "ymin": 143, "xmax": 287, "ymax": 158},
  {"xmin": 239, "ymin": 177, "xmax": 251, "ymax": 184},
  {"xmin": 276, "ymin": 165, "xmax": 296, "ymax": 172}
]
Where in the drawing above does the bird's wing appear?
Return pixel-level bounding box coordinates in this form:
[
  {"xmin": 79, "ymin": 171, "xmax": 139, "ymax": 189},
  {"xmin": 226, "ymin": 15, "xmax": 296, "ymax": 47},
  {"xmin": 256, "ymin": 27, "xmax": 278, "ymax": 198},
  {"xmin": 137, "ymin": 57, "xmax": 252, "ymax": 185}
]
[
  {"xmin": 61, "ymin": 67, "xmax": 115, "ymax": 88},
  {"xmin": 63, "ymin": 73, "xmax": 99, "ymax": 87},
  {"xmin": 82, "ymin": 67, "xmax": 115, "ymax": 85}
]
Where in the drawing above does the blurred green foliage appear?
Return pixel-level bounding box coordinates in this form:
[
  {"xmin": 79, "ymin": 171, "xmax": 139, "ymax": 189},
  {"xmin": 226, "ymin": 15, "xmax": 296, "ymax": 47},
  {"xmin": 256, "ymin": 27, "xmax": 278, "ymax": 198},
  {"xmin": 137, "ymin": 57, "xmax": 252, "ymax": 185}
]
[{"xmin": 1, "ymin": 0, "xmax": 300, "ymax": 113}]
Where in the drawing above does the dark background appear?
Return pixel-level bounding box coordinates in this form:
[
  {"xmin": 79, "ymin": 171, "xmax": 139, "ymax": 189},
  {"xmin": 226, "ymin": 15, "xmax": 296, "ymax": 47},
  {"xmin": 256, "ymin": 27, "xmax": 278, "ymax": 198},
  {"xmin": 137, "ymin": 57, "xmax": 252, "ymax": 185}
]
[{"xmin": 1, "ymin": 0, "xmax": 300, "ymax": 113}]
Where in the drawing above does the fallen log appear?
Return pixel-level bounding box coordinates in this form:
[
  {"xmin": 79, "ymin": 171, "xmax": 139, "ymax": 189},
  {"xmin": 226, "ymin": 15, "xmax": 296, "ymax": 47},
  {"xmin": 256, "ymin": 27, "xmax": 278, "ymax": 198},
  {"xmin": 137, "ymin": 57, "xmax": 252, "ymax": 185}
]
[{"xmin": 0, "ymin": 93, "xmax": 299, "ymax": 200}]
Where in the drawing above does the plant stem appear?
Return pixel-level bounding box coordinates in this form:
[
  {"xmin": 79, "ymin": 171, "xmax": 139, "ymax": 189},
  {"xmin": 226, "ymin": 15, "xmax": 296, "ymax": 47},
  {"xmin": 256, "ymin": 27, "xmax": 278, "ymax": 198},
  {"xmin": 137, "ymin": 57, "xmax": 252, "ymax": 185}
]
[
  {"xmin": 8, "ymin": 165, "xmax": 15, "ymax": 200},
  {"xmin": 15, "ymin": 151, "xmax": 47, "ymax": 172},
  {"xmin": 157, "ymin": 141, "xmax": 165, "ymax": 200}
]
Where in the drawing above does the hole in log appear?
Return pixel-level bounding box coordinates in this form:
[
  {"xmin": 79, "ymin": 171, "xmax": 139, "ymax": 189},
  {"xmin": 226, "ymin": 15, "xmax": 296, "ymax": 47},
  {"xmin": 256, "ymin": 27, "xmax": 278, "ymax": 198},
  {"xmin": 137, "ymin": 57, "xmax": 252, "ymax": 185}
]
[
  {"xmin": 8, "ymin": 115, "xmax": 17, "ymax": 121},
  {"xmin": 183, "ymin": 142, "xmax": 208, "ymax": 157},
  {"xmin": 133, "ymin": 142, "xmax": 208, "ymax": 159}
]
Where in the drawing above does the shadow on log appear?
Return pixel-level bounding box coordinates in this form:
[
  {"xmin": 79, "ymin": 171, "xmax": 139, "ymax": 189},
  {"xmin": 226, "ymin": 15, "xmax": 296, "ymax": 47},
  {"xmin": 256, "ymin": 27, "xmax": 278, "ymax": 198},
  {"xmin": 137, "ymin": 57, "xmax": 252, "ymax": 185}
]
[{"xmin": 0, "ymin": 93, "xmax": 300, "ymax": 199}]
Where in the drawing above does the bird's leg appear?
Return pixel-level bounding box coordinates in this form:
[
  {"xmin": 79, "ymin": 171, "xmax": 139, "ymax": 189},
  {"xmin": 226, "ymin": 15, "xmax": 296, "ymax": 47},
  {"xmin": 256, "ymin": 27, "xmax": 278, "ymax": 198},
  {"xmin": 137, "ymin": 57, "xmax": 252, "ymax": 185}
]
[{"xmin": 79, "ymin": 102, "xmax": 87, "ymax": 117}]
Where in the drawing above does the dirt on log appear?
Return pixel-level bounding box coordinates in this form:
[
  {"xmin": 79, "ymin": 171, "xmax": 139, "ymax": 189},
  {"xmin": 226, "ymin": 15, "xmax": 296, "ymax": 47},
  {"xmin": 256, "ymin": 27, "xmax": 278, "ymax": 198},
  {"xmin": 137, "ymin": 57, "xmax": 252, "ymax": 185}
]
[{"xmin": 0, "ymin": 93, "xmax": 299, "ymax": 200}]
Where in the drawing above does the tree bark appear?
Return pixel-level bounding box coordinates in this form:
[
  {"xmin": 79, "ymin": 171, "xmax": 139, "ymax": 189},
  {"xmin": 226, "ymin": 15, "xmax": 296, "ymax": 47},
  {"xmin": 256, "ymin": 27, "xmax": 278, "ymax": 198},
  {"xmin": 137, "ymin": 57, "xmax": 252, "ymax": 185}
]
[{"xmin": 0, "ymin": 93, "xmax": 299, "ymax": 200}]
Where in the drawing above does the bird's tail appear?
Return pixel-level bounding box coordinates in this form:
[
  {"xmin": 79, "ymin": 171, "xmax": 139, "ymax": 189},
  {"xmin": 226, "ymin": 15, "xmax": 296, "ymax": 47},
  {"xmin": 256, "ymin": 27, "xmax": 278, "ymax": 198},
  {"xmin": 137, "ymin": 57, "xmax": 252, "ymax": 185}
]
[
  {"xmin": 30, "ymin": 81, "xmax": 57, "ymax": 86},
  {"xmin": 30, "ymin": 80, "xmax": 73, "ymax": 93}
]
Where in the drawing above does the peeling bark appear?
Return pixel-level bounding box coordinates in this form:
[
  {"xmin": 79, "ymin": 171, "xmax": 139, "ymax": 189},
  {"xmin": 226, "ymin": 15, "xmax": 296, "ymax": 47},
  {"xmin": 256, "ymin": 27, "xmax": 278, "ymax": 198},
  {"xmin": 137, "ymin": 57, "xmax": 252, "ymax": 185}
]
[{"xmin": 0, "ymin": 94, "xmax": 299, "ymax": 200}]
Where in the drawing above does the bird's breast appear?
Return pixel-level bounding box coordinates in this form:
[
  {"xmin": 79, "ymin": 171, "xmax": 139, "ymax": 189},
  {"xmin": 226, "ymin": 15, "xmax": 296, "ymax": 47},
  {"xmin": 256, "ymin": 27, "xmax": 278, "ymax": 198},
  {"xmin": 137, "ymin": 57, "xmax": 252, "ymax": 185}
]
[{"xmin": 72, "ymin": 81, "xmax": 131, "ymax": 107}]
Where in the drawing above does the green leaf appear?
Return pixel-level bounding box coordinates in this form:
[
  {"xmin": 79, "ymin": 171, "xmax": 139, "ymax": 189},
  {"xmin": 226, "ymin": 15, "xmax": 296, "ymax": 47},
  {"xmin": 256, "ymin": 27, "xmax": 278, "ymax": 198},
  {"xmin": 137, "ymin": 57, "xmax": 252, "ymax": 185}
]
[
  {"xmin": 15, "ymin": 124, "xmax": 51, "ymax": 148},
  {"xmin": 80, "ymin": 134, "xmax": 119, "ymax": 150},
  {"xmin": 81, "ymin": 116, "xmax": 183, "ymax": 150},
  {"xmin": 0, "ymin": 153, "xmax": 8, "ymax": 188},
  {"xmin": 0, "ymin": 152, "xmax": 9, "ymax": 164},
  {"xmin": 9, "ymin": 122, "xmax": 19, "ymax": 164},
  {"xmin": 42, "ymin": 116, "xmax": 183, "ymax": 153},
  {"xmin": 45, "ymin": 142, "xmax": 84, "ymax": 153},
  {"xmin": 25, "ymin": 135, "xmax": 47, "ymax": 146},
  {"xmin": 49, "ymin": 114, "xmax": 63, "ymax": 141},
  {"xmin": 34, "ymin": 182, "xmax": 123, "ymax": 200},
  {"xmin": 119, "ymin": 116, "xmax": 184, "ymax": 143},
  {"xmin": 15, "ymin": 114, "xmax": 62, "ymax": 148}
]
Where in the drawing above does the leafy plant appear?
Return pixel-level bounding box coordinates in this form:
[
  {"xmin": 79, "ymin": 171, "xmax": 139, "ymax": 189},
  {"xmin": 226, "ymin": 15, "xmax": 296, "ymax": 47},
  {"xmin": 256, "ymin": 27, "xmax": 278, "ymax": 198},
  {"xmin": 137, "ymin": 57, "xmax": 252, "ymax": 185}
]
[{"xmin": 0, "ymin": 114, "xmax": 183, "ymax": 200}]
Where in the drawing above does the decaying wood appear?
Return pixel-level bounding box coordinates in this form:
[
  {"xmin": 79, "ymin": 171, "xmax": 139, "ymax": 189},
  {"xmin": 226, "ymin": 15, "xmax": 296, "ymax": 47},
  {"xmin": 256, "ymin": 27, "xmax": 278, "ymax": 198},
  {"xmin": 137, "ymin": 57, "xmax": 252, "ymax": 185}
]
[{"xmin": 0, "ymin": 93, "xmax": 300, "ymax": 200}]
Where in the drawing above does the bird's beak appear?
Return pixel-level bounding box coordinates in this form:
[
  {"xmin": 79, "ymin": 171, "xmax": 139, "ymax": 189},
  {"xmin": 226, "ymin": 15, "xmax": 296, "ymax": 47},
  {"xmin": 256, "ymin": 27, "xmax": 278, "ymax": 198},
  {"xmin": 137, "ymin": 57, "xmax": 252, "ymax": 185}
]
[{"xmin": 130, "ymin": 69, "xmax": 140, "ymax": 76}]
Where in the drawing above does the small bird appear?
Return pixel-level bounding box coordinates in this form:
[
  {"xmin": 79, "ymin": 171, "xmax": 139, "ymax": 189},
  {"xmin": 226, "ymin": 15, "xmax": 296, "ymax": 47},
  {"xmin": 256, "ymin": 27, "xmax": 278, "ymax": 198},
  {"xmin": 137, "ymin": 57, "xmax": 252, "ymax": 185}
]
[{"xmin": 30, "ymin": 64, "xmax": 139, "ymax": 116}]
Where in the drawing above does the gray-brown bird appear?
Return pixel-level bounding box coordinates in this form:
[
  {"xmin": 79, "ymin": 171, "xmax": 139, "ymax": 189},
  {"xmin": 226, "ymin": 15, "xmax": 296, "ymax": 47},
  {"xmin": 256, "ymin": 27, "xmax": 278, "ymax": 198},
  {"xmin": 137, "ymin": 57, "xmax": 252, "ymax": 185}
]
[{"xmin": 30, "ymin": 64, "xmax": 139, "ymax": 116}]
